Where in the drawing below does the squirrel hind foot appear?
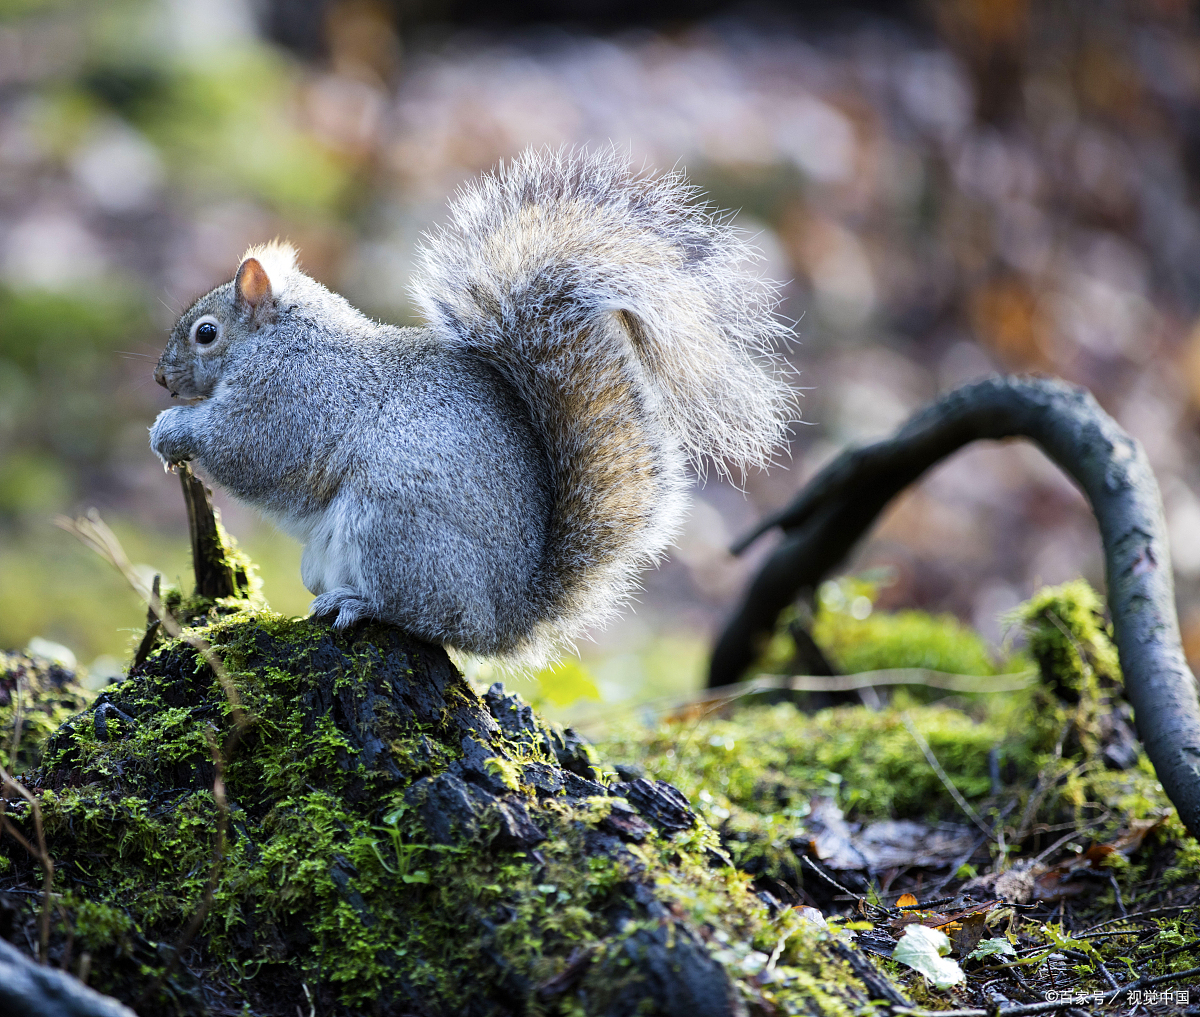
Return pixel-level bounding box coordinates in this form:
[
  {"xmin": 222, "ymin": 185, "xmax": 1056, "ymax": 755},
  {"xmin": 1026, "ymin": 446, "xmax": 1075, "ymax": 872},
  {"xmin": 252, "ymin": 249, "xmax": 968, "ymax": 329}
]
[{"xmin": 309, "ymin": 588, "xmax": 370, "ymax": 630}]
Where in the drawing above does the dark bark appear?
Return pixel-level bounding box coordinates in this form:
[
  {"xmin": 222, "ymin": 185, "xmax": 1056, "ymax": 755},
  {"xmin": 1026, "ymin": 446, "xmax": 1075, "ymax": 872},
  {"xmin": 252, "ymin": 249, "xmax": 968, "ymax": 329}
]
[
  {"xmin": 179, "ymin": 463, "xmax": 240, "ymax": 600},
  {"xmin": 710, "ymin": 375, "xmax": 1200, "ymax": 838}
]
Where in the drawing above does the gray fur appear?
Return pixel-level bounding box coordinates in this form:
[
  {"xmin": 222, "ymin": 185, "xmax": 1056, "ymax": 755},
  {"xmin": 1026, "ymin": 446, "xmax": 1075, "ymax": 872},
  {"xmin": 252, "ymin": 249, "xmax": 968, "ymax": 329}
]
[{"xmin": 151, "ymin": 147, "xmax": 794, "ymax": 664}]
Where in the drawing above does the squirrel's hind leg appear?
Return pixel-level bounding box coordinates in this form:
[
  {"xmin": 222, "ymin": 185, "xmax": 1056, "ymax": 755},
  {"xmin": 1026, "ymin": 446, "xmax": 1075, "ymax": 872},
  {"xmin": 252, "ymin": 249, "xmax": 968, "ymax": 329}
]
[{"xmin": 310, "ymin": 587, "xmax": 371, "ymax": 629}]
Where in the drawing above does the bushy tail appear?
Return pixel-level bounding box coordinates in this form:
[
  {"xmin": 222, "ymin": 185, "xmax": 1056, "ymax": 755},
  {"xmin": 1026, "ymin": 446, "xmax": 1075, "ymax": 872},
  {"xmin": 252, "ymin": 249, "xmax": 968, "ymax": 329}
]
[{"xmin": 410, "ymin": 147, "xmax": 795, "ymax": 660}]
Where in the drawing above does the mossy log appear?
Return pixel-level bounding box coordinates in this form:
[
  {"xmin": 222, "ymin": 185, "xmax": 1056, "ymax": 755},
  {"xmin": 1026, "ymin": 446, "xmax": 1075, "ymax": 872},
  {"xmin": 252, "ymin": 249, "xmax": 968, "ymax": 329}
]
[
  {"xmin": 713, "ymin": 375, "xmax": 1200, "ymax": 839},
  {"xmin": 1, "ymin": 609, "xmax": 895, "ymax": 1016}
]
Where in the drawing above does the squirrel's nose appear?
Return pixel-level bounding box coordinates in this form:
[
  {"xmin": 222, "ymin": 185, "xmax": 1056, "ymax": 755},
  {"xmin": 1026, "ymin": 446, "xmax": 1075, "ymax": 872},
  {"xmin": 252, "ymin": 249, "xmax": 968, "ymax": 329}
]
[{"xmin": 153, "ymin": 365, "xmax": 167, "ymax": 389}]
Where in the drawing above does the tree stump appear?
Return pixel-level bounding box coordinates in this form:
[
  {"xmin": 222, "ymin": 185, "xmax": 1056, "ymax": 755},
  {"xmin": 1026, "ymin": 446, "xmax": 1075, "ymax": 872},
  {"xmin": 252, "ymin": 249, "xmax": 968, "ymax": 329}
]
[{"xmin": 1, "ymin": 609, "xmax": 895, "ymax": 1015}]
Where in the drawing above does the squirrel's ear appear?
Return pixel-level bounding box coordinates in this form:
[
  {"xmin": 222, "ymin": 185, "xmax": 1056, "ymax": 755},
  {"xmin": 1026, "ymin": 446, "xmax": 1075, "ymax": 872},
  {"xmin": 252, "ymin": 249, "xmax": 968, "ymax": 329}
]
[{"xmin": 235, "ymin": 257, "xmax": 273, "ymax": 310}]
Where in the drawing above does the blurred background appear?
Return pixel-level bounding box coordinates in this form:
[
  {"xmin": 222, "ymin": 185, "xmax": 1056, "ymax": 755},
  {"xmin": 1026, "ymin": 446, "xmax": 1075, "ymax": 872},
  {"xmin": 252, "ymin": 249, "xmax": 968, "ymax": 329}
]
[{"xmin": 2, "ymin": 0, "xmax": 1200, "ymax": 708}]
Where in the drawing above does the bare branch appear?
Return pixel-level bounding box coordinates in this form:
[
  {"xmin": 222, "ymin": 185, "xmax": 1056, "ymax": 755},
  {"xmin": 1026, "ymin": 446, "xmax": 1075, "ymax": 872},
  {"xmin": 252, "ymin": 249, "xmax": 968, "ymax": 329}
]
[{"xmin": 712, "ymin": 376, "xmax": 1200, "ymax": 838}]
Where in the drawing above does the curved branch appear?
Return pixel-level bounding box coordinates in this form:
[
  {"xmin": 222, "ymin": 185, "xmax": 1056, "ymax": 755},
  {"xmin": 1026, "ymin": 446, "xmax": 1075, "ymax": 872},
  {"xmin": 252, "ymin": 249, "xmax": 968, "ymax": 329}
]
[{"xmin": 710, "ymin": 375, "xmax": 1200, "ymax": 837}]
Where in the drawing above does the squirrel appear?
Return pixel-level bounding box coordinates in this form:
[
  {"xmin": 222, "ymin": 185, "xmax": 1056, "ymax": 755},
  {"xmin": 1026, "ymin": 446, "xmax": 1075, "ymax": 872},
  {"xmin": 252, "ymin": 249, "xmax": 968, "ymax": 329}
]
[{"xmin": 150, "ymin": 147, "xmax": 794, "ymax": 665}]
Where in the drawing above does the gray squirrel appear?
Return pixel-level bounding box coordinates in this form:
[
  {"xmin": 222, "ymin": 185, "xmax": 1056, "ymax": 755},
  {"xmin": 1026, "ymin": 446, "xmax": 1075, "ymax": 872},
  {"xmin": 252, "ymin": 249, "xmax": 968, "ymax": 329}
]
[{"xmin": 150, "ymin": 147, "xmax": 794, "ymax": 664}]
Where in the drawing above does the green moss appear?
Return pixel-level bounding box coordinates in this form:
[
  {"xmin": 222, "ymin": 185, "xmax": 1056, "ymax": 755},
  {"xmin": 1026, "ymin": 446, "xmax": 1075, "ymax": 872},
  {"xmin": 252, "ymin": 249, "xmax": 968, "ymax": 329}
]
[
  {"xmin": 484, "ymin": 755, "xmax": 523, "ymax": 792},
  {"xmin": 600, "ymin": 699, "xmax": 1019, "ymax": 835},
  {"xmin": 1007, "ymin": 579, "xmax": 1120, "ymax": 702},
  {"xmin": 598, "ymin": 579, "xmax": 1182, "ymax": 917},
  {"xmin": 3, "ymin": 611, "xmax": 881, "ymax": 1015},
  {"xmin": 814, "ymin": 578, "xmax": 1004, "ymax": 677},
  {"xmin": 67, "ymin": 896, "xmax": 137, "ymax": 952},
  {"xmin": 814, "ymin": 608, "xmax": 1002, "ymax": 677},
  {"xmin": 0, "ymin": 652, "xmax": 93, "ymax": 774},
  {"xmin": 755, "ymin": 576, "xmax": 1013, "ymax": 686}
]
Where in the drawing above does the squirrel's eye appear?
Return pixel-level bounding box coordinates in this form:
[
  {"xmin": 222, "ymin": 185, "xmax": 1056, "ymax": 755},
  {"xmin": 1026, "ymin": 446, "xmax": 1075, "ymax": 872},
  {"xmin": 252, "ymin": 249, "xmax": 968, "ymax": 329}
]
[{"xmin": 195, "ymin": 321, "xmax": 219, "ymax": 345}]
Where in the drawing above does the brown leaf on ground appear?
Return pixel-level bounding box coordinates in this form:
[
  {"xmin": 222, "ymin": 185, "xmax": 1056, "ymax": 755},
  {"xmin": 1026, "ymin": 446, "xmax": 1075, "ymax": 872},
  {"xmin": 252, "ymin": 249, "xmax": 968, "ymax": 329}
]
[
  {"xmin": 888, "ymin": 900, "xmax": 1002, "ymax": 936},
  {"xmin": 946, "ymin": 911, "xmax": 991, "ymax": 957}
]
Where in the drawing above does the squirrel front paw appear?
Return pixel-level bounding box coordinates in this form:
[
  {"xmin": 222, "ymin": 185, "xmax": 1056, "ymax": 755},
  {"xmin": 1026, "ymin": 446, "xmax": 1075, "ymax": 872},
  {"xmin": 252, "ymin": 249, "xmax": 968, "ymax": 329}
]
[
  {"xmin": 149, "ymin": 407, "xmax": 196, "ymax": 469},
  {"xmin": 310, "ymin": 588, "xmax": 372, "ymax": 629}
]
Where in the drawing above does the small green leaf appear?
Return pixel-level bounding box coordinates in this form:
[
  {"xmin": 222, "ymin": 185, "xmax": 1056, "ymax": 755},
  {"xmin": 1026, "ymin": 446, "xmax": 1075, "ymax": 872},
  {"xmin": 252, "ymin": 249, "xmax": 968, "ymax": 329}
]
[
  {"xmin": 401, "ymin": 871, "xmax": 429, "ymax": 884},
  {"xmin": 968, "ymin": 937, "xmax": 1016, "ymax": 961}
]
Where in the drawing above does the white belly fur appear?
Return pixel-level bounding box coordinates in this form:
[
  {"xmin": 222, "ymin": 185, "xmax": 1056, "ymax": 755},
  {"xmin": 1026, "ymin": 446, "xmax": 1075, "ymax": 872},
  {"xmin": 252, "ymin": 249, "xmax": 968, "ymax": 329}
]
[{"xmin": 268, "ymin": 498, "xmax": 364, "ymax": 597}]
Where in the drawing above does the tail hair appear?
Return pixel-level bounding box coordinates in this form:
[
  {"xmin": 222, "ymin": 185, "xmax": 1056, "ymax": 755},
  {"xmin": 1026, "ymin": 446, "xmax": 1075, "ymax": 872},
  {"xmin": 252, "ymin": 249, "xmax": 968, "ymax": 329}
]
[
  {"xmin": 410, "ymin": 146, "xmax": 796, "ymax": 660},
  {"xmin": 412, "ymin": 146, "xmax": 794, "ymax": 471}
]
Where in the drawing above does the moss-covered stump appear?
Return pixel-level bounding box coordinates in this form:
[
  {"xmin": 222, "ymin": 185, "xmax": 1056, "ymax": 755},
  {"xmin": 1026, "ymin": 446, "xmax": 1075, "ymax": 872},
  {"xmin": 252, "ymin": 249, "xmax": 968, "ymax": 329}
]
[{"xmin": 1, "ymin": 611, "xmax": 876, "ymax": 1016}]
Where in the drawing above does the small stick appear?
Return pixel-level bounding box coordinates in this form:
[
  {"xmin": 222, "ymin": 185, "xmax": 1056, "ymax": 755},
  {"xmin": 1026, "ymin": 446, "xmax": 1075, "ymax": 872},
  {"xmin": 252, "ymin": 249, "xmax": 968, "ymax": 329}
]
[
  {"xmin": 132, "ymin": 574, "xmax": 163, "ymax": 669},
  {"xmin": 1081, "ymin": 905, "xmax": 1189, "ymax": 934},
  {"xmin": 896, "ymin": 1002, "xmax": 1088, "ymax": 1017},
  {"xmin": 571, "ymin": 667, "xmax": 1035, "ymax": 734},
  {"xmin": 1029, "ymin": 820, "xmax": 1109, "ymax": 866},
  {"xmin": 7, "ymin": 670, "xmax": 24, "ymax": 772},
  {"xmin": 180, "ymin": 463, "xmax": 239, "ymax": 599},
  {"xmin": 1104, "ymin": 964, "xmax": 1200, "ymax": 1006}
]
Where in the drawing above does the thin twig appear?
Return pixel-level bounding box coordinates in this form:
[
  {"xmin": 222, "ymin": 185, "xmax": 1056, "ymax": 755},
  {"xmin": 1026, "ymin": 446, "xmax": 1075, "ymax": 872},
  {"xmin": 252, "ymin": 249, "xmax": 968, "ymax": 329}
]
[
  {"xmin": 755, "ymin": 669, "xmax": 1034, "ymax": 694},
  {"xmin": 0, "ymin": 662, "xmax": 58, "ymax": 968},
  {"xmin": 1094, "ymin": 958, "xmax": 1119, "ymax": 991},
  {"xmin": 1106, "ymin": 872, "xmax": 1127, "ymax": 918},
  {"xmin": 797, "ymin": 855, "xmax": 865, "ymax": 902},
  {"xmin": 1029, "ymin": 819, "xmax": 1110, "ymax": 866},
  {"xmin": 0, "ymin": 811, "xmax": 39, "ymax": 858},
  {"xmin": 1043, "ymin": 610, "xmax": 1095, "ymax": 691},
  {"xmin": 901, "ymin": 712, "xmax": 995, "ymax": 841},
  {"xmin": 896, "ymin": 1002, "xmax": 1089, "ymax": 1017},
  {"xmin": 1014, "ymin": 761, "xmax": 1090, "ymax": 845},
  {"xmin": 571, "ymin": 668, "xmax": 1035, "ymax": 734},
  {"xmin": 1081, "ymin": 906, "xmax": 1189, "ymax": 934}
]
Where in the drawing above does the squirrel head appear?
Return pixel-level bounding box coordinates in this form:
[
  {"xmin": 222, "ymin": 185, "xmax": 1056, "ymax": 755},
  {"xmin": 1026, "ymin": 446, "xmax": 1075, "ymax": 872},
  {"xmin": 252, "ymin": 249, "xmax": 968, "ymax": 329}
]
[{"xmin": 154, "ymin": 241, "xmax": 299, "ymax": 401}]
